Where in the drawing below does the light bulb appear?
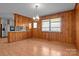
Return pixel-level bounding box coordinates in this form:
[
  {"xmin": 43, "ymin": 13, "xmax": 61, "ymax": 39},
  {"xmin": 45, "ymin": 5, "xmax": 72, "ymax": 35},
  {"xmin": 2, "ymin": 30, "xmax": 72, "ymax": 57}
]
[
  {"xmin": 33, "ymin": 17, "xmax": 35, "ymax": 20},
  {"xmin": 36, "ymin": 16, "xmax": 39, "ymax": 20}
]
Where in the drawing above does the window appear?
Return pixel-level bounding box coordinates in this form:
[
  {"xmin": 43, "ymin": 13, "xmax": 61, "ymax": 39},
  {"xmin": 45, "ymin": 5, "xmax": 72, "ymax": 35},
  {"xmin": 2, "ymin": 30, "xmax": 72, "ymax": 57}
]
[
  {"xmin": 42, "ymin": 18, "xmax": 61, "ymax": 32},
  {"xmin": 33, "ymin": 22, "xmax": 37, "ymax": 28},
  {"xmin": 29, "ymin": 23, "xmax": 32, "ymax": 29},
  {"xmin": 50, "ymin": 18, "xmax": 61, "ymax": 32},
  {"xmin": 42, "ymin": 20, "xmax": 50, "ymax": 31}
]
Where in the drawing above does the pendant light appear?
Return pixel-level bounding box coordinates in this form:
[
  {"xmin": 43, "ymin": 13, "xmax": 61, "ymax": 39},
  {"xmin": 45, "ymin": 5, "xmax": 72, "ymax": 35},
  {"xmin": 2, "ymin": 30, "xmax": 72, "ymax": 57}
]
[{"xmin": 33, "ymin": 4, "xmax": 40, "ymax": 21}]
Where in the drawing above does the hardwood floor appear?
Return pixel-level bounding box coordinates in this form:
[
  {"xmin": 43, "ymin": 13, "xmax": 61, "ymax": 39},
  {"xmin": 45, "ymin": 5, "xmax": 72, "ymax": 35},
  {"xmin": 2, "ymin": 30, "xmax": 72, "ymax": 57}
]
[{"xmin": 0, "ymin": 38, "xmax": 79, "ymax": 56}]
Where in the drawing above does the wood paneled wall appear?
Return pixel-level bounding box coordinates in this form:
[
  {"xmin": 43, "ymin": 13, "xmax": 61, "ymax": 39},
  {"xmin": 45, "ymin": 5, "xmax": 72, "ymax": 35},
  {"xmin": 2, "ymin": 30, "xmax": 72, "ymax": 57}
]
[
  {"xmin": 75, "ymin": 4, "xmax": 79, "ymax": 49},
  {"xmin": 32, "ymin": 10, "xmax": 75, "ymax": 44}
]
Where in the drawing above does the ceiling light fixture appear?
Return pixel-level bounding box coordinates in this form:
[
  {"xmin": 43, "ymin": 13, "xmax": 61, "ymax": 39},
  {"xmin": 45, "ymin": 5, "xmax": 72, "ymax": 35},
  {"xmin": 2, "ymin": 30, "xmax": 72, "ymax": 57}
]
[{"xmin": 33, "ymin": 4, "xmax": 40, "ymax": 21}]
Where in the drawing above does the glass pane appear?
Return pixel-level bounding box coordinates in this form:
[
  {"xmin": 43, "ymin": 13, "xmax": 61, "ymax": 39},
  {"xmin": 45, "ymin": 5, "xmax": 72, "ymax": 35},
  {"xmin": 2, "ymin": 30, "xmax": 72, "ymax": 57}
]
[
  {"xmin": 33, "ymin": 22, "xmax": 37, "ymax": 28},
  {"xmin": 29, "ymin": 23, "xmax": 32, "ymax": 29},
  {"xmin": 42, "ymin": 27, "xmax": 49, "ymax": 31},
  {"xmin": 51, "ymin": 28, "xmax": 61, "ymax": 32},
  {"xmin": 51, "ymin": 22, "xmax": 61, "ymax": 27},
  {"xmin": 42, "ymin": 20, "xmax": 49, "ymax": 27}
]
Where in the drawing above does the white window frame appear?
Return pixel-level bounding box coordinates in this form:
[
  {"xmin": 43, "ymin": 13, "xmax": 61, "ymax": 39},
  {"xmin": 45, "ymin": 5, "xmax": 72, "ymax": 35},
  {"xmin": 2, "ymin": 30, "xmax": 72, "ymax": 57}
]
[
  {"xmin": 42, "ymin": 18, "xmax": 61, "ymax": 32},
  {"xmin": 42, "ymin": 20, "xmax": 50, "ymax": 31}
]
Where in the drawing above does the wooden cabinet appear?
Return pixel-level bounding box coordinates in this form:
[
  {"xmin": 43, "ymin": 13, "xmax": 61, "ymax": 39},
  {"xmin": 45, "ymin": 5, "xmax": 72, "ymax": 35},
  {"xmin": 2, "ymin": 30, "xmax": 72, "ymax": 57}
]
[
  {"xmin": 14, "ymin": 14, "xmax": 30, "ymax": 26},
  {"xmin": 14, "ymin": 14, "xmax": 32, "ymax": 32},
  {"xmin": 8, "ymin": 13, "xmax": 33, "ymax": 43},
  {"xmin": 8, "ymin": 32, "xmax": 31, "ymax": 43}
]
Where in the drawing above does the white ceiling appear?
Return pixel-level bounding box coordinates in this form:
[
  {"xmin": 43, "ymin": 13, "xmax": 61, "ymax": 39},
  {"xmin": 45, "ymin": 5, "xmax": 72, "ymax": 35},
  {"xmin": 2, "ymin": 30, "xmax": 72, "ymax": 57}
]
[{"xmin": 0, "ymin": 3, "xmax": 75, "ymax": 19}]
